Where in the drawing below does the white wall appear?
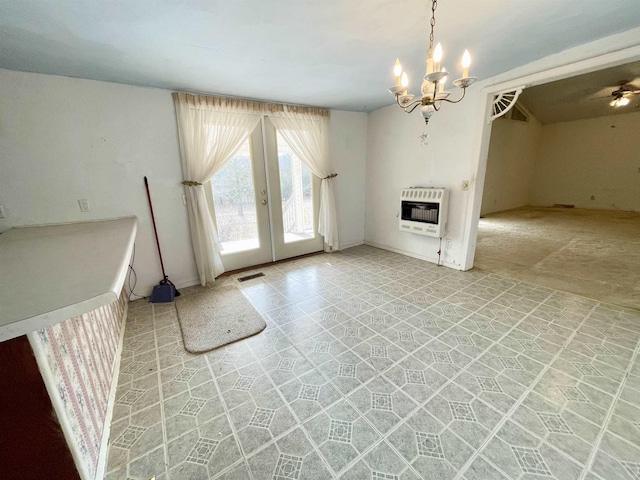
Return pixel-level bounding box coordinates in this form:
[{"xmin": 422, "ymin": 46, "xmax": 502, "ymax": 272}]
[
  {"xmin": 365, "ymin": 87, "xmax": 484, "ymax": 269},
  {"xmin": 0, "ymin": 69, "xmax": 368, "ymax": 295},
  {"xmin": 364, "ymin": 28, "xmax": 640, "ymax": 271},
  {"xmin": 531, "ymin": 111, "xmax": 640, "ymax": 211},
  {"xmin": 0, "ymin": 69, "xmax": 197, "ymax": 296},
  {"xmin": 329, "ymin": 110, "xmax": 367, "ymax": 249},
  {"xmin": 480, "ymin": 112, "xmax": 542, "ymax": 215}
]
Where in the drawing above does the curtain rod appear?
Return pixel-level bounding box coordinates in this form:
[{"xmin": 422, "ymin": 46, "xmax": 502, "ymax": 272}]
[{"xmin": 172, "ymin": 91, "xmax": 330, "ymax": 117}]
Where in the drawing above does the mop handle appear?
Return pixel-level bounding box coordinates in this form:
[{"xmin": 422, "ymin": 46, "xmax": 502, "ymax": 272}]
[{"xmin": 144, "ymin": 176, "xmax": 167, "ymax": 279}]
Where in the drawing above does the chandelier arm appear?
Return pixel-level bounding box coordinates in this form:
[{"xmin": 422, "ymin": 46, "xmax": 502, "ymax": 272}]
[
  {"xmin": 438, "ymin": 87, "xmax": 467, "ymax": 104},
  {"xmin": 431, "ymin": 82, "xmax": 440, "ymax": 111},
  {"xmin": 396, "ymin": 95, "xmax": 423, "ymax": 110},
  {"xmin": 404, "ymin": 103, "xmax": 423, "ymax": 114}
]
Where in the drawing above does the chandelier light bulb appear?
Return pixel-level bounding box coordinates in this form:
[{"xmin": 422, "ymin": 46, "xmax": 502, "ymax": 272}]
[
  {"xmin": 394, "ymin": 58, "xmax": 402, "ymax": 77},
  {"xmin": 434, "ymin": 43, "xmax": 443, "ymax": 71},
  {"xmin": 439, "ymin": 68, "xmax": 447, "ymax": 93},
  {"xmin": 394, "ymin": 58, "xmax": 403, "ymax": 85},
  {"xmin": 461, "ymin": 49, "xmax": 471, "ymax": 78},
  {"xmin": 401, "ymin": 72, "xmax": 409, "ymax": 88}
]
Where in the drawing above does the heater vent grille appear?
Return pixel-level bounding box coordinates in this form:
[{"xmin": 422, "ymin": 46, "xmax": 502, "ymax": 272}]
[{"xmin": 399, "ymin": 188, "xmax": 449, "ymax": 238}]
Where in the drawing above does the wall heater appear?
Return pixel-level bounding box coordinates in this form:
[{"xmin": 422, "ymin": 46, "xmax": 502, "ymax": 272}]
[{"xmin": 399, "ymin": 187, "xmax": 449, "ymax": 238}]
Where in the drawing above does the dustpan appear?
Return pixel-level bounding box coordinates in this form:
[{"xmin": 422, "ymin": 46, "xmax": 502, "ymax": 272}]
[{"xmin": 150, "ymin": 279, "xmax": 176, "ymax": 303}]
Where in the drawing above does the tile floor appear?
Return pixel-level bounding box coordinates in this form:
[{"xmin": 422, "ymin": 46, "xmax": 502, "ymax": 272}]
[{"xmin": 105, "ymin": 245, "xmax": 640, "ymax": 480}]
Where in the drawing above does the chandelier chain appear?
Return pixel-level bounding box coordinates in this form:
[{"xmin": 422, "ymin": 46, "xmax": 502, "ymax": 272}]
[{"xmin": 429, "ymin": 0, "xmax": 437, "ymax": 53}]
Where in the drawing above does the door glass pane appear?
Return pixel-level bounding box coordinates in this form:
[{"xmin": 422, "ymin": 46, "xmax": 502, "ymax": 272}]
[
  {"xmin": 276, "ymin": 132, "xmax": 314, "ymax": 243},
  {"xmin": 210, "ymin": 139, "xmax": 260, "ymax": 254}
]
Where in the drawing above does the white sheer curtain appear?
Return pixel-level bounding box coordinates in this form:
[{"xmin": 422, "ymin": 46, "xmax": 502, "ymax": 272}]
[
  {"xmin": 173, "ymin": 93, "xmax": 261, "ymax": 285},
  {"xmin": 270, "ymin": 110, "xmax": 340, "ymax": 251}
]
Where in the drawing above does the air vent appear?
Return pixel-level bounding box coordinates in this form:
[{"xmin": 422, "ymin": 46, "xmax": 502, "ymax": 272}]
[{"xmin": 237, "ymin": 272, "xmax": 265, "ymax": 282}]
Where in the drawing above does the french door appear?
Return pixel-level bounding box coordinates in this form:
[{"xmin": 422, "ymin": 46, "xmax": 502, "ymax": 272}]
[{"xmin": 207, "ymin": 118, "xmax": 323, "ymax": 271}]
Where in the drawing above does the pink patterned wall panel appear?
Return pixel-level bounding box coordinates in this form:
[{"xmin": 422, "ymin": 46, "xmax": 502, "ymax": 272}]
[{"xmin": 31, "ymin": 291, "xmax": 128, "ymax": 480}]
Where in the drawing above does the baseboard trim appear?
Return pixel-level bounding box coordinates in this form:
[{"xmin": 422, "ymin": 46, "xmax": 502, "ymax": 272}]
[
  {"xmin": 340, "ymin": 240, "xmax": 365, "ymax": 250},
  {"xmin": 363, "ymin": 240, "xmax": 464, "ymax": 270}
]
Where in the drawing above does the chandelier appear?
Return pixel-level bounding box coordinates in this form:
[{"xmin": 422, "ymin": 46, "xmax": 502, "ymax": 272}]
[{"xmin": 388, "ymin": 0, "xmax": 477, "ymax": 124}]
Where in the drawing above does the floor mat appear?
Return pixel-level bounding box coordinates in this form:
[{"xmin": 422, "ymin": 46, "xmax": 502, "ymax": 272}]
[{"xmin": 175, "ymin": 285, "xmax": 266, "ymax": 353}]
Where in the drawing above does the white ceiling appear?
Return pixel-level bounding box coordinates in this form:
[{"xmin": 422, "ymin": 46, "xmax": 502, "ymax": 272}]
[
  {"xmin": 1, "ymin": 1, "xmax": 640, "ymax": 112},
  {"xmin": 518, "ymin": 61, "xmax": 640, "ymax": 124}
]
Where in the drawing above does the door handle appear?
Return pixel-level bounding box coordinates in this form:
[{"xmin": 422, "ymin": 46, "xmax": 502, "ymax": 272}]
[{"xmin": 261, "ymin": 199, "xmax": 268, "ymax": 205}]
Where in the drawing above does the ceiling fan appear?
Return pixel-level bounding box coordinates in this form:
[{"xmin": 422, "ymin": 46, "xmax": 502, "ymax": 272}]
[{"xmin": 608, "ymin": 81, "xmax": 640, "ymax": 107}]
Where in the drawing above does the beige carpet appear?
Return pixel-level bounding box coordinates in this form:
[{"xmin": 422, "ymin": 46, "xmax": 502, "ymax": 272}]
[
  {"xmin": 175, "ymin": 285, "xmax": 266, "ymax": 353},
  {"xmin": 475, "ymin": 206, "xmax": 640, "ymax": 311}
]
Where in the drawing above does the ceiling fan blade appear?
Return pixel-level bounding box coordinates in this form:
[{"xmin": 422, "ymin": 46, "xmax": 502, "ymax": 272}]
[
  {"xmin": 587, "ymin": 87, "xmax": 615, "ymax": 99},
  {"xmin": 587, "ymin": 93, "xmax": 615, "ymax": 101}
]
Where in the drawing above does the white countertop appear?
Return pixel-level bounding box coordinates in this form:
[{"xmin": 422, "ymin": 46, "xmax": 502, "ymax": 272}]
[{"xmin": 0, "ymin": 216, "xmax": 137, "ymax": 342}]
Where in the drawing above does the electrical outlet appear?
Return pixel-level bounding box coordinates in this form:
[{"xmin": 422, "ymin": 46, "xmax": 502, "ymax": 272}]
[
  {"xmin": 446, "ymin": 239, "xmax": 452, "ymax": 249},
  {"xmin": 78, "ymin": 199, "xmax": 91, "ymax": 212},
  {"xmin": 461, "ymin": 180, "xmax": 470, "ymax": 191},
  {"xmin": 0, "ymin": 205, "xmax": 5, "ymax": 219}
]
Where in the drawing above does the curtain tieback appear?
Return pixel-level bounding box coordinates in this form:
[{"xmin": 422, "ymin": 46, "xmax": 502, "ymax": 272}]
[
  {"xmin": 182, "ymin": 180, "xmax": 202, "ymax": 186},
  {"xmin": 323, "ymin": 173, "xmax": 338, "ymax": 180}
]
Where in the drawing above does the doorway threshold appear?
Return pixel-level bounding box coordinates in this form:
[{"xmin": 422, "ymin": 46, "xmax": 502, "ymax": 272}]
[{"xmin": 218, "ymin": 250, "xmax": 324, "ymax": 278}]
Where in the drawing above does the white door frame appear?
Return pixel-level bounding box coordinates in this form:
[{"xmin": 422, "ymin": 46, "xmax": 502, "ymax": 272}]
[
  {"xmin": 208, "ymin": 117, "xmax": 326, "ymax": 272},
  {"xmin": 263, "ymin": 117, "xmax": 324, "ymax": 261},
  {"xmin": 461, "ymin": 38, "xmax": 640, "ymax": 271}
]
